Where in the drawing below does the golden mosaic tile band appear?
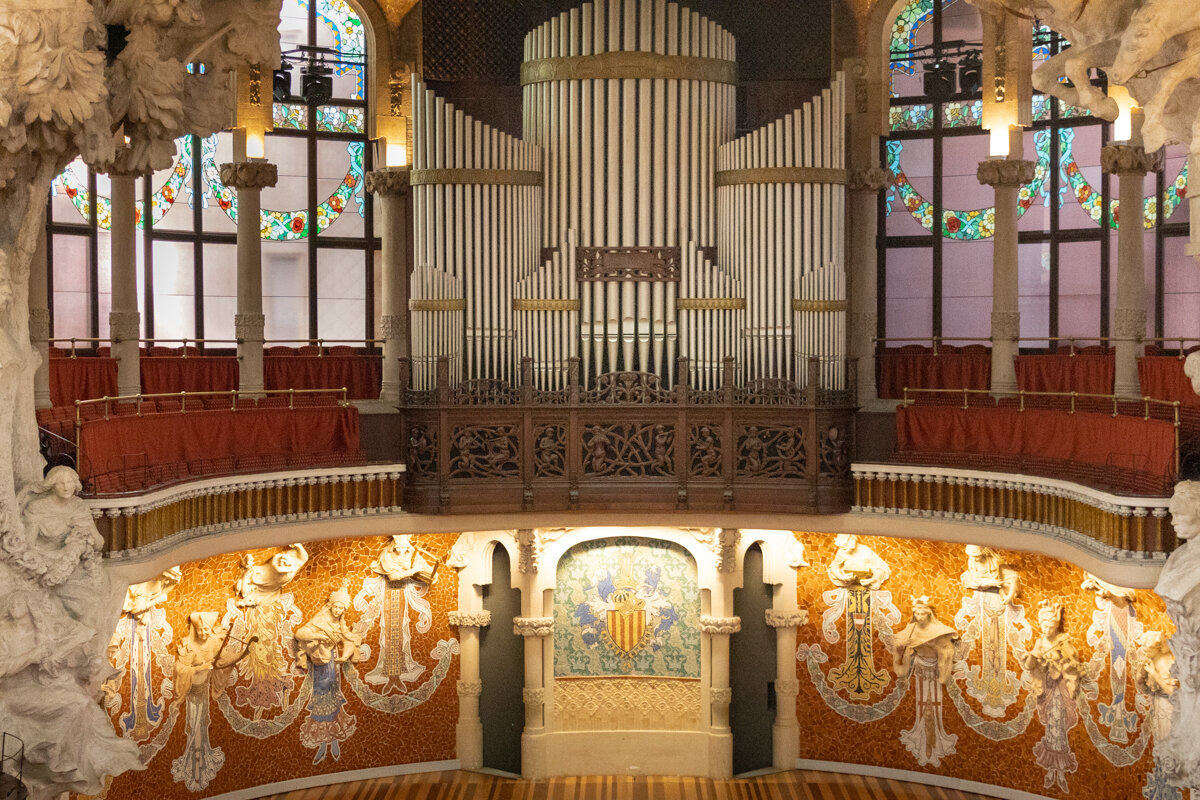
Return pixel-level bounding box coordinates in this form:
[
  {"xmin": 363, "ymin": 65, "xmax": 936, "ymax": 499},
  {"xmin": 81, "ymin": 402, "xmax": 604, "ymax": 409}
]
[
  {"xmin": 410, "ymin": 168, "xmax": 543, "ymax": 187},
  {"xmin": 676, "ymin": 297, "xmax": 746, "ymax": 310},
  {"xmin": 793, "ymin": 299, "xmax": 848, "ymax": 312},
  {"xmin": 553, "ymin": 677, "xmax": 702, "ymax": 731},
  {"xmin": 512, "ymin": 298, "xmax": 582, "ymax": 311},
  {"xmin": 410, "ymin": 298, "xmax": 467, "ymax": 311},
  {"xmin": 521, "ymin": 51, "xmax": 737, "ymax": 86}
]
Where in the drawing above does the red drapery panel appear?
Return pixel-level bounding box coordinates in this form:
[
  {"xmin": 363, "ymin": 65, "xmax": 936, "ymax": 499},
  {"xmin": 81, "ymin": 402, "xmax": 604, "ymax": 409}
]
[
  {"xmin": 49, "ymin": 358, "xmax": 118, "ymax": 407},
  {"xmin": 1014, "ymin": 354, "xmax": 1114, "ymax": 395},
  {"xmin": 140, "ymin": 357, "xmax": 240, "ymax": 394},
  {"xmin": 1139, "ymin": 357, "xmax": 1200, "ymax": 406},
  {"xmin": 876, "ymin": 349, "xmax": 992, "ymax": 398},
  {"xmin": 77, "ymin": 406, "xmax": 362, "ymax": 486},
  {"xmin": 896, "ymin": 405, "xmax": 1176, "ymax": 479},
  {"xmin": 264, "ymin": 355, "xmax": 382, "ymax": 399}
]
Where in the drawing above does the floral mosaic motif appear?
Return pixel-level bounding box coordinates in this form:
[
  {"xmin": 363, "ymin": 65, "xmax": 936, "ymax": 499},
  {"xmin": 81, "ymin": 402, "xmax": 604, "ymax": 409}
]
[
  {"xmin": 104, "ymin": 609, "xmax": 176, "ymax": 742},
  {"xmin": 313, "ymin": 0, "xmax": 366, "ymax": 100},
  {"xmin": 889, "ymin": 104, "xmax": 934, "ymax": 132},
  {"xmin": 889, "ymin": 0, "xmax": 956, "ymax": 86},
  {"xmin": 273, "ymin": 103, "xmax": 308, "ymax": 130},
  {"xmin": 51, "ymin": 135, "xmax": 192, "ymax": 229},
  {"xmin": 822, "ymin": 586, "xmax": 901, "ymax": 700},
  {"xmin": 689, "ymin": 424, "xmax": 722, "ymax": 477},
  {"xmin": 317, "ymin": 105, "xmax": 367, "ymax": 134},
  {"xmin": 943, "ymin": 99, "xmax": 982, "ymax": 129},
  {"xmin": 533, "ymin": 424, "xmax": 566, "ymax": 478},
  {"xmin": 554, "ymin": 537, "xmax": 700, "ymax": 678},
  {"xmin": 449, "ymin": 424, "xmax": 520, "ymax": 479},
  {"xmin": 736, "ymin": 425, "xmax": 805, "ymax": 479},
  {"xmin": 582, "ymin": 423, "xmax": 674, "ymax": 477}
]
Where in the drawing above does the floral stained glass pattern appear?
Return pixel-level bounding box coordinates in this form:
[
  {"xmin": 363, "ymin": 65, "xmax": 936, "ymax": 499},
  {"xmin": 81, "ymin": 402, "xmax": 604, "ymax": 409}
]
[
  {"xmin": 316, "ymin": 106, "xmax": 366, "ymax": 134},
  {"xmin": 943, "ymin": 100, "xmax": 982, "ymax": 129},
  {"xmin": 273, "ymin": 103, "xmax": 308, "ymax": 130},
  {"xmin": 890, "ymin": 0, "xmax": 956, "ymax": 83},
  {"xmin": 51, "ymin": 136, "xmax": 192, "ymax": 230},
  {"xmin": 313, "ymin": 0, "xmax": 365, "ymax": 100},
  {"xmin": 891, "ymin": 104, "xmax": 935, "ymax": 132}
]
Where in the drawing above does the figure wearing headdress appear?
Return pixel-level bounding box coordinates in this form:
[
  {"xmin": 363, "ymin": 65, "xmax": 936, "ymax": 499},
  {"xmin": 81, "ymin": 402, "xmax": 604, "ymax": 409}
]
[
  {"xmin": 891, "ymin": 596, "xmax": 959, "ymax": 767},
  {"xmin": 366, "ymin": 535, "xmax": 438, "ymax": 692},
  {"xmin": 1021, "ymin": 599, "xmax": 1084, "ymax": 793},
  {"xmin": 232, "ymin": 544, "xmax": 308, "ymax": 715},
  {"xmin": 296, "ymin": 580, "xmax": 362, "ymax": 763}
]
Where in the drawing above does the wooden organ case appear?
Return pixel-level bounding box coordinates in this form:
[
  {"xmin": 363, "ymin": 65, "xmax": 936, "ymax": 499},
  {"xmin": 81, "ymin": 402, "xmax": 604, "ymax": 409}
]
[{"xmin": 403, "ymin": 0, "xmax": 856, "ymax": 515}]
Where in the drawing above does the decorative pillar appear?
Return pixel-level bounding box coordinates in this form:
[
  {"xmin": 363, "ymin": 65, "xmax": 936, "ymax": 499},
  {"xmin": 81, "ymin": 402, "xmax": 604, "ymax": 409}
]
[
  {"xmin": 699, "ymin": 615, "xmax": 741, "ymax": 733},
  {"xmin": 848, "ymin": 166, "xmax": 895, "ymax": 407},
  {"xmin": 765, "ymin": 608, "xmax": 808, "ymax": 768},
  {"xmin": 219, "ymin": 161, "xmax": 278, "ymax": 395},
  {"xmin": 29, "ymin": 228, "xmax": 51, "ymax": 408},
  {"xmin": 978, "ymin": 156, "xmax": 1035, "ymax": 395},
  {"xmin": 108, "ymin": 171, "xmax": 141, "ymax": 396},
  {"xmin": 1102, "ymin": 142, "xmax": 1160, "ymax": 398},
  {"xmin": 448, "ymin": 609, "xmax": 491, "ymax": 769},
  {"xmin": 364, "ymin": 168, "xmax": 412, "ymax": 404},
  {"xmin": 513, "ymin": 614, "xmax": 553, "ymax": 775}
]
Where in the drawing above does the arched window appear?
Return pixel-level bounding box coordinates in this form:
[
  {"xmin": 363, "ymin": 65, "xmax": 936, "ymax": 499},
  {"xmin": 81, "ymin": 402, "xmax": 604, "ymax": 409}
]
[
  {"xmin": 881, "ymin": 0, "xmax": 1192, "ymax": 348},
  {"xmin": 45, "ymin": 0, "xmax": 377, "ymax": 347}
]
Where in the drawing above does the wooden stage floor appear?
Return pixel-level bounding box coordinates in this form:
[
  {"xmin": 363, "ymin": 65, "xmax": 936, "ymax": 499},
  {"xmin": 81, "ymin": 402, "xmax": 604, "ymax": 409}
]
[{"xmin": 261, "ymin": 769, "xmax": 995, "ymax": 800}]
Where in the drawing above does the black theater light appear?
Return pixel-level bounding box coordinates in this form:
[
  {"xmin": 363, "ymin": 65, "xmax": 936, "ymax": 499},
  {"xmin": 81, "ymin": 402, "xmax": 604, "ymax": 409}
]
[
  {"xmin": 301, "ymin": 63, "xmax": 333, "ymax": 106},
  {"xmin": 958, "ymin": 52, "xmax": 983, "ymax": 96},
  {"xmin": 924, "ymin": 60, "xmax": 956, "ymax": 100},
  {"xmin": 273, "ymin": 63, "xmax": 293, "ymax": 102}
]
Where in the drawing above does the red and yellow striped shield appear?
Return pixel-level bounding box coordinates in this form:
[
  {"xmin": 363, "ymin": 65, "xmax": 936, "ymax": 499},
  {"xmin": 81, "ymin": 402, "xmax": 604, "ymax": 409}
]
[{"xmin": 606, "ymin": 607, "xmax": 648, "ymax": 655}]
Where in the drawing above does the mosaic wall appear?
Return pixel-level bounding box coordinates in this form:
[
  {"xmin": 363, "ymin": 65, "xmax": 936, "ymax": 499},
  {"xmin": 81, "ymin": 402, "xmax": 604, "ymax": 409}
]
[
  {"xmin": 554, "ymin": 538, "xmax": 701, "ymax": 678},
  {"xmin": 794, "ymin": 532, "xmax": 1180, "ymax": 800},
  {"xmin": 92, "ymin": 535, "xmax": 461, "ymax": 800}
]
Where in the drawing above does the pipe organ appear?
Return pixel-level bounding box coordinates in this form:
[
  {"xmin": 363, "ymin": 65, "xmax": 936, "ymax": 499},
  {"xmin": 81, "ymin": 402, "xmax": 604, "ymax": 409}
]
[{"xmin": 410, "ymin": 0, "xmax": 847, "ymax": 391}]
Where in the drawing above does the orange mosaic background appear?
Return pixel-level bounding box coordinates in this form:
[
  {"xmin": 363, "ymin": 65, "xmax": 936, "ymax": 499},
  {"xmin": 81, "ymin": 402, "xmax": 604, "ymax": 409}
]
[
  {"xmin": 96, "ymin": 534, "xmax": 461, "ymax": 800},
  {"xmin": 793, "ymin": 532, "xmax": 1177, "ymax": 800}
]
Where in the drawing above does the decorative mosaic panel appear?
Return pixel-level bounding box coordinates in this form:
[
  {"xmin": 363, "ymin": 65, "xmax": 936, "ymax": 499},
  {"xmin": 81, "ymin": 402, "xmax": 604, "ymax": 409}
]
[{"xmin": 554, "ymin": 538, "xmax": 700, "ymax": 679}]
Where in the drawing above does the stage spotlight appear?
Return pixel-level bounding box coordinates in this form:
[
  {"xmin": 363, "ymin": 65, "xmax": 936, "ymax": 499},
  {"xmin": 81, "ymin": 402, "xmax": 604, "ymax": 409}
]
[
  {"xmin": 273, "ymin": 63, "xmax": 293, "ymax": 102},
  {"xmin": 924, "ymin": 60, "xmax": 956, "ymax": 100},
  {"xmin": 958, "ymin": 53, "xmax": 983, "ymax": 95},
  {"xmin": 301, "ymin": 63, "xmax": 333, "ymax": 106}
]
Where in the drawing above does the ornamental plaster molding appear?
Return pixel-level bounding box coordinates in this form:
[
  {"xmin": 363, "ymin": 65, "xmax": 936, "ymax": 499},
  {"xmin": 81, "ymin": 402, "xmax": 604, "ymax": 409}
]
[
  {"xmin": 976, "ymin": 159, "xmax": 1036, "ymax": 187},
  {"xmin": 1113, "ymin": 307, "xmax": 1148, "ymax": 340},
  {"xmin": 218, "ymin": 160, "xmax": 279, "ymax": 191},
  {"xmin": 448, "ymin": 610, "xmax": 492, "ymax": 628},
  {"xmin": 847, "ymin": 166, "xmax": 895, "ymax": 193},
  {"xmin": 1100, "ymin": 144, "xmax": 1162, "ymax": 177},
  {"xmin": 765, "ymin": 608, "xmax": 809, "ymax": 629},
  {"xmin": 107, "ymin": 311, "xmax": 141, "ymax": 343},
  {"xmin": 709, "ymin": 687, "xmax": 733, "ymax": 706},
  {"xmin": 554, "ymin": 678, "xmax": 701, "ymax": 731},
  {"xmin": 699, "ymin": 615, "xmax": 741, "ymax": 635},
  {"xmin": 685, "ymin": 528, "xmax": 739, "ymax": 572},
  {"xmin": 378, "ymin": 314, "xmax": 408, "ymax": 341},
  {"xmin": 522, "ymin": 688, "xmax": 545, "ymax": 706},
  {"xmin": 991, "ymin": 311, "xmax": 1021, "ymax": 341},
  {"xmin": 365, "ymin": 167, "xmax": 412, "ymax": 196},
  {"xmin": 234, "ymin": 313, "xmax": 266, "ymax": 341},
  {"xmin": 774, "ymin": 678, "xmax": 801, "ymax": 697},
  {"xmin": 457, "ymin": 680, "xmax": 483, "ymax": 698},
  {"xmin": 513, "ymin": 616, "xmax": 554, "ymax": 637},
  {"xmin": 517, "ymin": 527, "xmax": 570, "ymax": 573},
  {"xmin": 28, "ymin": 307, "xmax": 50, "ymax": 341}
]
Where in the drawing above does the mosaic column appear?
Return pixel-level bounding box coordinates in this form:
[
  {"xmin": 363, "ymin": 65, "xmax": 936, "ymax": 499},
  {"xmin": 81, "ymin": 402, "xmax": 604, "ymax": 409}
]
[
  {"xmin": 978, "ymin": 156, "xmax": 1035, "ymax": 395},
  {"xmin": 219, "ymin": 160, "xmax": 278, "ymax": 396},
  {"xmin": 1102, "ymin": 143, "xmax": 1160, "ymax": 398},
  {"xmin": 766, "ymin": 608, "xmax": 808, "ymax": 768},
  {"xmin": 108, "ymin": 169, "xmax": 142, "ymax": 396},
  {"xmin": 848, "ymin": 167, "xmax": 894, "ymax": 407},
  {"xmin": 449, "ymin": 609, "xmax": 491, "ymax": 770},
  {"xmin": 365, "ymin": 167, "xmax": 412, "ymax": 405},
  {"xmin": 29, "ymin": 227, "xmax": 51, "ymax": 408}
]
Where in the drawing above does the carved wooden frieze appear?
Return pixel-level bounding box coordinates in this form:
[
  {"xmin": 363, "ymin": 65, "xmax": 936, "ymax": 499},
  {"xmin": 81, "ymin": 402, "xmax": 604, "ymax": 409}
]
[{"xmin": 576, "ymin": 247, "xmax": 681, "ymax": 282}]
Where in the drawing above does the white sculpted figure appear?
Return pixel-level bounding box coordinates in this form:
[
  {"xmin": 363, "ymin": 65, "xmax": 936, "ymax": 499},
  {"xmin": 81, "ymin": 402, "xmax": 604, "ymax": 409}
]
[
  {"xmin": 123, "ymin": 566, "xmax": 183, "ymax": 621},
  {"xmin": 1137, "ymin": 630, "xmax": 1178, "ymax": 698},
  {"xmin": 296, "ymin": 582, "xmax": 362, "ymax": 763},
  {"xmin": 892, "ymin": 596, "xmax": 958, "ymax": 684},
  {"xmin": 1022, "ymin": 599, "xmax": 1085, "ymax": 792},
  {"xmin": 372, "ymin": 534, "xmax": 437, "ymax": 585},
  {"xmin": 1080, "ymin": 572, "xmax": 1137, "ymax": 607},
  {"xmin": 828, "ymin": 534, "xmax": 890, "ymax": 590},
  {"xmin": 892, "ymin": 596, "xmax": 959, "ymax": 767},
  {"xmin": 1185, "ymin": 352, "xmax": 1200, "ymax": 398},
  {"xmin": 961, "ymin": 544, "xmax": 1021, "ymax": 605},
  {"xmin": 236, "ymin": 543, "xmax": 308, "ymax": 607},
  {"xmin": 367, "ymin": 535, "xmax": 437, "ymax": 691}
]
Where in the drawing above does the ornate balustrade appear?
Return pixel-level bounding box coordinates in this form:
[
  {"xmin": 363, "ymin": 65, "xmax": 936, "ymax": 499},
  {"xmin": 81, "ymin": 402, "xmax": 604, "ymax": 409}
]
[
  {"xmin": 852, "ymin": 462, "xmax": 1176, "ymax": 559},
  {"xmin": 398, "ymin": 357, "xmax": 857, "ymax": 515},
  {"xmin": 90, "ymin": 465, "xmax": 405, "ymax": 557}
]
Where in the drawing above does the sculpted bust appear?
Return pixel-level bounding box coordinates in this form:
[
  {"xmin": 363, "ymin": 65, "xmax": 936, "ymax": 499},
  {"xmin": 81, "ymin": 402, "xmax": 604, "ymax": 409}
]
[
  {"xmin": 371, "ymin": 534, "xmax": 437, "ymax": 584},
  {"xmin": 1157, "ymin": 481, "xmax": 1200, "ymax": 608},
  {"xmin": 1135, "ymin": 630, "xmax": 1177, "ymax": 696},
  {"xmin": 124, "ymin": 566, "xmax": 183, "ymax": 621},
  {"xmin": 891, "ymin": 596, "xmax": 958, "ymax": 684},
  {"xmin": 828, "ymin": 534, "xmax": 891, "ymax": 590},
  {"xmin": 296, "ymin": 582, "xmax": 363, "ymax": 667},
  {"xmin": 961, "ymin": 544, "xmax": 1021, "ymax": 605},
  {"xmin": 235, "ymin": 543, "xmax": 309, "ymax": 607}
]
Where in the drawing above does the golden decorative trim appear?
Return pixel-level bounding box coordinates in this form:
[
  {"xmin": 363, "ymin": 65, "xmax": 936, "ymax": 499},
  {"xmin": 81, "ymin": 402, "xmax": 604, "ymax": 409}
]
[
  {"xmin": 677, "ymin": 297, "xmax": 746, "ymax": 310},
  {"xmin": 554, "ymin": 677, "xmax": 702, "ymax": 732},
  {"xmin": 410, "ymin": 168, "xmax": 543, "ymax": 187},
  {"xmin": 521, "ymin": 51, "xmax": 737, "ymax": 86},
  {"xmin": 513, "ymin": 298, "xmax": 582, "ymax": 311},
  {"xmin": 410, "ymin": 298, "xmax": 467, "ymax": 311},
  {"xmin": 793, "ymin": 299, "xmax": 848, "ymax": 312},
  {"xmin": 714, "ymin": 167, "xmax": 848, "ymax": 187}
]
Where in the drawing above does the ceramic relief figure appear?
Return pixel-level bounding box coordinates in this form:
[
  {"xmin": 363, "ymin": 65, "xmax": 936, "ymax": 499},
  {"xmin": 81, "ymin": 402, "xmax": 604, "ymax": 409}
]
[
  {"xmin": 170, "ymin": 611, "xmax": 254, "ymax": 792},
  {"xmin": 1021, "ymin": 599, "xmax": 1085, "ymax": 793},
  {"xmin": 231, "ymin": 543, "xmax": 308, "ymax": 717},
  {"xmin": 1081, "ymin": 573, "xmax": 1142, "ymax": 744},
  {"xmin": 891, "ymin": 596, "xmax": 959, "ymax": 768},
  {"xmin": 363, "ymin": 535, "xmax": 438, "ymax": 692},
  {"xmin": 296, "ymin": 581, "xmax": 363, "ymax": 764},
  {"xmin": 823, "ymin": 535, "xmax": 899, "ymax": 700},
  {"xmin": 956, "ymin": 545, "xmax": 1030, "ymax": 717},
  {"xmin": 1134, "ymin": 630, "xmax": 1184, "ymax": 800}
]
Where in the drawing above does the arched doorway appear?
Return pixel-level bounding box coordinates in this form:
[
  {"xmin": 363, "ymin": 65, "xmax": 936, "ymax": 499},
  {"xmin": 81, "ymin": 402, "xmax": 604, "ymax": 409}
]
[
  {"xmin": 730, "ymin": 542, "xmax": 775, "ymax": 774},
  {"xmin": 479, "ymin": 545, "xmax": 523, "ymax": 774}
]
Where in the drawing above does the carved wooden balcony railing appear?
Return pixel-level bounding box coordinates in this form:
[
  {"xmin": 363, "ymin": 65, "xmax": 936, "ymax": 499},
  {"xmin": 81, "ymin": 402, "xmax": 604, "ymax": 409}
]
[
  {"xmin": 398, "ymin": 357, "xmax": 857, "ymax": 515},
  {"xmin": 853, "ymin": 463, "xmax": 1177, "ymax": 559}
]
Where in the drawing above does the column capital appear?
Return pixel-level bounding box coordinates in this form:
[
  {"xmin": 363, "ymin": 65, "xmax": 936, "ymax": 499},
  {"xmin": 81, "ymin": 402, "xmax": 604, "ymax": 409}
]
[
  {"xmin": 219, "ymin": 160, "xmax": 279, "ymax": 190},
  {"xmin": 699, "ymin": 615, "xmax": 741, "ymax": 635},
  {"xmin": 1101, "ymin": 144, "xmax": 1162, "ymax": 176},
  {"xmin": 710, "ymin": 687, "xmax": 733, "ymax": 706},
  {"xmin": 513, "ymin": 616, "xmax": 554, "ymax": 637},
  {"xmin": 448, "ymin": 610, "xmax": 492, "ymax": 628},
  {"xmin": 108, "ymin": 310, "xmax": 140, "ymax": 343},
  {"xmin": 365, "ymin": 167, "xmax": 412, "ymax": 196},
  {"xmin": 456, "ymin": 680, "xmax": 483, "ymax": 697},
  {"xmin": 977, "ymin": 159, "xmax": 1036, "ymax": 187},
  {"xmin": 847, "ymin": 166, "xmax": 895, "ymax": 193},
  {"xmin": 522, "ymin": 688, "xmax": 546, "ymax": 706},
  {"xmin": 765, "ymin": 608, "xmax": 809, "ymax": 629}
]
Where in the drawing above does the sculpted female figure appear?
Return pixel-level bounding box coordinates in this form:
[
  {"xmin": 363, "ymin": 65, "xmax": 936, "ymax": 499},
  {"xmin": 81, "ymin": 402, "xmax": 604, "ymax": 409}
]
[
  {"xmin": 235, "ymin": 543, "xmax": 309, "ymax": 607},
  {"xmin": 296, "ymin": 581, "xmax": 362, "ymax": 763},
  {"xmin": 828, "ymin": 534, "xmax": 891, "ymax": 590}
]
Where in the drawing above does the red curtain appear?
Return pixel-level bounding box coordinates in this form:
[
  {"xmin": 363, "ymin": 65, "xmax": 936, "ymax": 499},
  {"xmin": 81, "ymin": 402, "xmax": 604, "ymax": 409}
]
[
  {"xmin": 1014, "ymin": 354, "xmax": 1114, "ymax": 394},
  {"xmin": 1139, "ymin": 357, "xmax": 1200, "ymax": 406},
  {"xmin": 50, "ymin": 358, "xmax": 119, "ymax": 407},
  {"xmin": 140, "ymin": 357, "xmax": 239, "ymax": 394},
  {"xmin": 264, "ymin": 355, "xmax": 382, "ymax": 399},
  {"xmin": 77, "ymin": 406, "xmax": 361, "ymax": 484},
  {"xmin": 896, "ymin": 405, "xmax": 1176, "ymax": 478},
  {"xmin": 876, "ymin": 350, "xmax": 991, "ymax": 399}
]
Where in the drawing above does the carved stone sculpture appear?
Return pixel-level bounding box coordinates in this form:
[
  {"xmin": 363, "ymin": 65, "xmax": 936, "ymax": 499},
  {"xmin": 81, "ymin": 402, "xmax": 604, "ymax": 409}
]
[
  {"xmin": 891, "ymin": 596, "xmax": 957, "ymax": 685},
  {"xmin": 1136, "ymin": 630, "xmax": 1178, "ymax": 697},
  {"xmin": 1185, "ymin": 351, "xmax": 1200, "ymax": 397},
  {"xmin": 961, "ymin": 544, "xmax": 1021, "ymax": 606},
  {"xmin": 1021, "ymin": 599, "xmax": 1086, "ymax": 792},
  {"xmin": 235, "ymin": 543, "xmax": 308, "ymax": 607},
  {"xmin": 295, "ymin": 581, "xmax": 362, "ymax": 763},
  {"xmin": 1022, "ymin": 600, "xmax": 1085, "ymax": 699},
  {"xmin": 1080, "ymin": 572, "xmax": 1137, "ymax": 607},
  {"xmin": 827, "ymin": 534, "xmax": 890, "ymax": 590},
  {"xmin": 372, "ymin": 534, "xmax": 437, "ymax": 585},
  {"xmin": 123, "ymin": 565, "xmax": 183, "ymax": 621}
]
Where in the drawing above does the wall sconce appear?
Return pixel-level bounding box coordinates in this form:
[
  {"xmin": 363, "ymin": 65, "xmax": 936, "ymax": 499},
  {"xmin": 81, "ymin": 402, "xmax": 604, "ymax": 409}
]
[
  {"xmin": 1109, "ymin": 84, "xmax": 1137, "ymax": 142},
  {"xmin": 386, "ymin": 142, "xmax": 409, "ymax": 168},
  {"xmin": 989, "ymin": 124, "xmax": 1011, "ymax": 157},
  {"xmin": 246, "ymin": 129, "xmax": 266, "ymax": 159}
]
